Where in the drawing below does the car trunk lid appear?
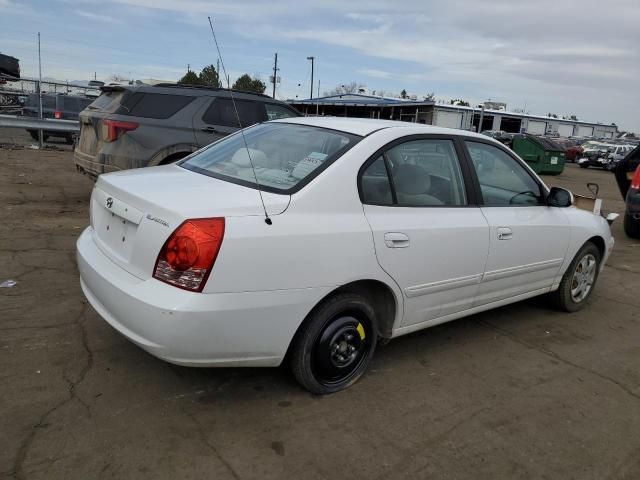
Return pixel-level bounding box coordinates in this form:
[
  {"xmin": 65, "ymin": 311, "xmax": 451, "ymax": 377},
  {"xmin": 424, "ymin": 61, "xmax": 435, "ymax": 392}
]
[{"xmin": 91, "ymin": 164, "xmax": 290, "ymax": 280}]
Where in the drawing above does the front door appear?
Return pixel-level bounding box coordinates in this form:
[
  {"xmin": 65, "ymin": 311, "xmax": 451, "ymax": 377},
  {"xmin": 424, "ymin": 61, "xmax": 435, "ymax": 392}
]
[
  {"xmin": 192, "ymin": 97, "xmax": 267, "ymax": 147},
  {"xmin": 463, "ymin": 140, "xmax": 570, "ymax": 306},
  {"xmin": 360, "ymin": 137, "xmax": 490, "ymax": 327}
]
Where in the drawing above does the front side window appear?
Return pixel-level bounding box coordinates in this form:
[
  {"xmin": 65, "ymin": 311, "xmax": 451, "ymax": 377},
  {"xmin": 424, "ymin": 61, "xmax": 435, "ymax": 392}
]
[
  {"xmin": 466, "ymin": 141, "xmax": 543, "ymax": 206},
  {"xmin": 203, "ymin": 98, "xmax": 266, "ymax": 127},
  {"xmin": 265, "ymin": 104, "xmax": 298, "ymax": 120},
  {"xmin": 360, "ymin": 139, "xmax": 467, "ymax": 207},
  {"xmin": 181, "ymin": 123, "xmax": 359, "ymax": 193}
]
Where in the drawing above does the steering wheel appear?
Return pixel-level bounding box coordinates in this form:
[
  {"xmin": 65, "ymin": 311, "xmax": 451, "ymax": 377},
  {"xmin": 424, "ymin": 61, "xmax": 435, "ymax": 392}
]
[{"xmin": 509, "ymin": 190, "xmax": 538, "ymax": 205}]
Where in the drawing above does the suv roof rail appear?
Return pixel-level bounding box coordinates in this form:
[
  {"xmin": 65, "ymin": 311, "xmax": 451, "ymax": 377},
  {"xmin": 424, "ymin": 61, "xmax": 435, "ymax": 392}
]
[{"xmin": 152, "ymin": 82, "xmax": 272, "ymax": 98}]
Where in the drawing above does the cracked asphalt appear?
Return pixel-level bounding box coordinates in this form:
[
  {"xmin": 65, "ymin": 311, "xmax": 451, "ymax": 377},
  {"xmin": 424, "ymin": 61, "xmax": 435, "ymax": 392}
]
[{"xmin": 1, "ymin": 147, "xmax": 640, "ymax": 479}]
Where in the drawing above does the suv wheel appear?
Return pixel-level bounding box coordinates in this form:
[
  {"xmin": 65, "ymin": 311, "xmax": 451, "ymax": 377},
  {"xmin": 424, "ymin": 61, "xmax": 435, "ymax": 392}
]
[{"xmin": 290, "ymin": 293, "xmax": 377, "ymax": 394}]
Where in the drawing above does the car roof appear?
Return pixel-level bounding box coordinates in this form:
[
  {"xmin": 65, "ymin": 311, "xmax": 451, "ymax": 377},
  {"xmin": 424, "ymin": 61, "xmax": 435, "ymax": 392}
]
[{"xmin": 271, "ymin": 116, "xmax": 489, "ymax": 139}]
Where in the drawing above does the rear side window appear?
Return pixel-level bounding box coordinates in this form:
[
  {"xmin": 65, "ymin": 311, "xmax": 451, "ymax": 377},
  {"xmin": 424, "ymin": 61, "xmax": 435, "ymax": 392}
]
[
  {"xmin": 360, "ymin": 139, "xmax": 467, "ymax": 207},
  {"xmin": 61, "ymin": 97, "xmax": 87, "ymax": 113},
  {"xmin": 361, "ymin": 156, "xmax": 394, "ymax": 205},
  {"xmin": 116, "ymin": 93, "xmax": 194, "ymax": 119},
  {"xmin": 202, "ymin": 98, "xmax": 267, "ymax": 127}
]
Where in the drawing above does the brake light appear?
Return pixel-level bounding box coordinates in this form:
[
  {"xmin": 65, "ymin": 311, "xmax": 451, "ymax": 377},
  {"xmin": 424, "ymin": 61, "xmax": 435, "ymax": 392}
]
[
  {"xmin": 103, "ymin": 119, "xmax": 138, "ymax": 142},
  {"xmin": 631, "ymin": 166, "xmax": 640, "ymax": 190},
  {"xmin": 153, "ymin": 218, "xmax": 225, "ymax": 292},
  {"xmin": 54, "ymin": 110, "xmax": 62, "ymax": 119}
]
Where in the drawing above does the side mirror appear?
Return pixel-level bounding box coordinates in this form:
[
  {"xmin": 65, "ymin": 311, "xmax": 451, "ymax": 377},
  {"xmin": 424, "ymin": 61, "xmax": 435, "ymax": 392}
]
[{"xmin": 547, "ymin": 187, "xmax": 573, "ymax": 207}]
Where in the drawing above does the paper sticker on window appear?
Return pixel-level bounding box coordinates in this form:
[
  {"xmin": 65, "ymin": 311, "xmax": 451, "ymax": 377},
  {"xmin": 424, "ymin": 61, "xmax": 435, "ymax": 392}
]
[{"xmin": 291, "ymin": 152, "xmax": 328, "ymax": 179}]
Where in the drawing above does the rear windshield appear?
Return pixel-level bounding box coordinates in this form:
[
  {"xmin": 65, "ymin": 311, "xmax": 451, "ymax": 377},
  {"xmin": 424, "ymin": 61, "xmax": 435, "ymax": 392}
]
[
  {"xmin": 87, "ymin": 90, "xmax": 128, "ymax": 113},
  {"xmin": 181, "ymin": 123, "xmax": 360, "ymax": 193}
]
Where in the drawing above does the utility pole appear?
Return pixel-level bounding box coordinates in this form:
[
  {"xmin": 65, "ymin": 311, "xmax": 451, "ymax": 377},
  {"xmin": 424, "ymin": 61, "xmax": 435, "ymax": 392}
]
[
  {"xmin": 37, "ymin": 32, "xmax": 43, "ymax": 149},
  {"xmin": 307, "ymin": 56, "xmax": 314, "ymax": 99},
  {"xmin": 477, "ymin": 104, "xmax": 485, "ymax": 133},
  {"xmin": 272, "ymin": 52, "xmax": 278, "ymax": 99}
]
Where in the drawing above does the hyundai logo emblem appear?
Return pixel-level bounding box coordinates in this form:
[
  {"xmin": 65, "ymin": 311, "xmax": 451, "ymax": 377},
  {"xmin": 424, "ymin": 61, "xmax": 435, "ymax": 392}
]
[{"xmin": 106, "ymin": 197, "xmax": 113, "ymax": 209}]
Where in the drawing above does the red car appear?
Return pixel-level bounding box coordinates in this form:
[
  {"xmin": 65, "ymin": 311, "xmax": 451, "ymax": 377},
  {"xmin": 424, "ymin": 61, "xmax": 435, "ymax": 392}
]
[{"xmin": 565, "ymin": 145, "xmax": 583, "ymax": 162}]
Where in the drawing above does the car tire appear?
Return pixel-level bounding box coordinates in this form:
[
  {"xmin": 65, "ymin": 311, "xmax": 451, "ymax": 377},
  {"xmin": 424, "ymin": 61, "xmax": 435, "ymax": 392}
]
[
  {"xmin": 624, "ymin": 212, "xmax": 640, "ymax": 239},
  {"xmin": 551, "ymin": 242, "xmax": 601, "ymax": 312},
  {"xmin": 579, "ymin": 164, "xmax": 589, "ymax": 169},
  {"xmin": 28, "ymin": 130, "xmax": 49, "ymax": 142},
  {"xmin": 290, "ymin": 293, "xmax": 377, "ymax": 394}
]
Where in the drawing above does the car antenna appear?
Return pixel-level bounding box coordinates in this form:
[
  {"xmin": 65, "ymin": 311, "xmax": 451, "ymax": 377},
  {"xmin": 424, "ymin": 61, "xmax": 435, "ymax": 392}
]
[{"xmin": 207, "ymin": 16, "xmax": 272, "ymax": 225}]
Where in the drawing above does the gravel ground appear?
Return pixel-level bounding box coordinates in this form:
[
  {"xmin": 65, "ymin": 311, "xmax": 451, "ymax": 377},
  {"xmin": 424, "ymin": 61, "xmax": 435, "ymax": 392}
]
[{"xmin": 1, "ymin": 148, "xmax": 640, "ymax": 480}]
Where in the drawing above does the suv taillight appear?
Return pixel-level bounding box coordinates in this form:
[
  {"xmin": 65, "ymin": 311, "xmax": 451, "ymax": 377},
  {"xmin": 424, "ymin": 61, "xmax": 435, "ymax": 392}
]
[
  {"xmin": 631, "ymin": 166, "xmax": 640, "ymax": 190},
  {"xmin": 54, "ymin": 110, "xmax": 62, "ymax": 119},
  {"xmin": 103, "ymin": 119, "xmax": 138, "ymax": 142},
  {"xmin": 153, "ymin": 218, "xmax": 225, "ymax": 292}
]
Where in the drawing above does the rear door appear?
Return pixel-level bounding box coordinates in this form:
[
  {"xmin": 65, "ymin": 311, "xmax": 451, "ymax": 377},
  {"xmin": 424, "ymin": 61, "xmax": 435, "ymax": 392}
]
[
  {"xmin": 193, "ymin": 97, "xmax": 267, "ymax": 146},
  {"xmin": 361, "ymin": 136, "xmax": 490, "ymax": 327},
  {"xmin": 463, "ymin": 140, "xmax": 570, "ymax": 305}
]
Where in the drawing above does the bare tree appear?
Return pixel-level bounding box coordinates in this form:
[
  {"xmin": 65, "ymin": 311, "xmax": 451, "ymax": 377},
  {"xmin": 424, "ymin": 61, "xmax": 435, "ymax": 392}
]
[{"xmin": 324, "ymin": 81, "xmax": 366, "ymax": 96}]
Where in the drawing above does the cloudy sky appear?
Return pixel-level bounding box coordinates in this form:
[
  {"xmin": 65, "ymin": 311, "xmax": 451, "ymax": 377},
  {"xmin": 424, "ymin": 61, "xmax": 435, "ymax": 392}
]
[{"xmin": 2, "ymin": 0, "xmax": 639, "ymax": 130}]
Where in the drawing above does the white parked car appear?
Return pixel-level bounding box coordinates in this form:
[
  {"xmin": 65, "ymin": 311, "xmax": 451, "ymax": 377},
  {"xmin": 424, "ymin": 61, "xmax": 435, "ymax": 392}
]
[{"xmin": 77, "ymin": 117, "xmax": 615, "ymax": 394}]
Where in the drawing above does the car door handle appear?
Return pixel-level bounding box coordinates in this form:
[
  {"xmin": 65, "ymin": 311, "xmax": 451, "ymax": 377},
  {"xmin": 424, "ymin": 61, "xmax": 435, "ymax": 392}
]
[
  {"xmin": 497, "ymin": 227, "xmax": 513, "ymax": 240},
  {"xmin": 384, "ymin": 232, "xmax": 410, "ymax": 248},
  {"xmin": 201, "ymin": 126, "xmax": 218, "ymax": 133}
]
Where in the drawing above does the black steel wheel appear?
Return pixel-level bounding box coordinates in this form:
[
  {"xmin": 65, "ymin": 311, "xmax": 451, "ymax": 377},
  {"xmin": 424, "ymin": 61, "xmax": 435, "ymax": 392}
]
[{"xmin": 290, "ymin": 293, "xmax": 377, "ymax": 394}]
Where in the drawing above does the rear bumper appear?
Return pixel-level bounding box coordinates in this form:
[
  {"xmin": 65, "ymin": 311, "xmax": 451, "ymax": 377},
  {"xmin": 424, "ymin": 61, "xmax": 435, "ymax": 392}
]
[
  {"xmin": 74, "ymin": 150, "xmax": 120, "ymax": 178},
  {"xmin": 626, "ymin": 188, "xmax": 640, "ymax": 218},
  {"xmin": 76, "ymin": 227, "xmax": 329, "ymax": 367},
  {"xmin": 578, "ymin": 157, "xmax": 613, "ymax": 169}
]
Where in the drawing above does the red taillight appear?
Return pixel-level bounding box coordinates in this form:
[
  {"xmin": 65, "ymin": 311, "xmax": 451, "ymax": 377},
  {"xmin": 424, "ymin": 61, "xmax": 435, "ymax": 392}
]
[
  {"xmin": 153, "ymin": 218, "xmax": 225, "ymax": 292},
  {"xmin": 631, "ymin": 166, "xmax": 640, "ymax": 190},
  {"xmin": 103, "ymin": 119, "xmax": 138, "ymax": 142},
  {"xmin": 54, "ymin": 110, "xmax": 62, "ymax": 119}
]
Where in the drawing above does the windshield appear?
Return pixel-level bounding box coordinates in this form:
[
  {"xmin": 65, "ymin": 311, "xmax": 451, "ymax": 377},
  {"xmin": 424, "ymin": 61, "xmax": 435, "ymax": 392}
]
[{"xmin": 181, "ymin": 123, "xmax": 360, "ymax": 193}]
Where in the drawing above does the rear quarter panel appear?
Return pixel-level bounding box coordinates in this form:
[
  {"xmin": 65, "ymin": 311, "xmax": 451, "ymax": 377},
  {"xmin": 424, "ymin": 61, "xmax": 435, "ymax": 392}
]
[{"xmin": 203, "ymin": 132, "xmax": 407, "ymax": 328}]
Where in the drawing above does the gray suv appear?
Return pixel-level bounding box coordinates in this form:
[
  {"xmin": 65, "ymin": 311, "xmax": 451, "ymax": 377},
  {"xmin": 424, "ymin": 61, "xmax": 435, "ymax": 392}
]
[{"xmin": 74, "ymin": 83, "xmax": 300, "ymax": 178}]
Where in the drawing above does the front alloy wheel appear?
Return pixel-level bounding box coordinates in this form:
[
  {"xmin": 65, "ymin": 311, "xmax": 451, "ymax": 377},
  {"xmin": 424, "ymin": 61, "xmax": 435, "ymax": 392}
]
[
  {"xmin": 551, "ymin": 242, "xmax": 601, "ymax": 312},
  {"xmin": 570, "ymin": 253, "xmax": 597, "ymax": 303}
]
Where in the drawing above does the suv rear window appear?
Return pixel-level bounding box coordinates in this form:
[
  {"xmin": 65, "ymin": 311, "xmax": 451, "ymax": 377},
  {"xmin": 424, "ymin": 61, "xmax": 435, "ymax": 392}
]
[
  {"xmin": 116, "ymin": 93, "xmax": 194, "ymax": 119},
  {"xmin": 202, "ymin": 98, "xmax": 266, "ymax": 127},
  {"xmin": 181, "ymin": 122, "xmax": 360, "ymax": 193}
]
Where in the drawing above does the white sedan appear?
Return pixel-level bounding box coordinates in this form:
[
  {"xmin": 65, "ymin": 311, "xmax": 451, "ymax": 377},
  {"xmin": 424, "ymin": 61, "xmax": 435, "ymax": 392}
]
[{"xmin": 77, "ymin": 117, "xmax": 614, "ymax": 394}]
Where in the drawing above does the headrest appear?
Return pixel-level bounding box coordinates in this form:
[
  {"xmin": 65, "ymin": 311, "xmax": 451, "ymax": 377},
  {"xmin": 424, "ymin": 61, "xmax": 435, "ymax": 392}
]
[
  {"xmin": 230, "ymin": 148, "xmax": 268, "ymax": 168},
  {"xmin": 393, "ymin": 164, "xmax": 430, "ymax": 195}
]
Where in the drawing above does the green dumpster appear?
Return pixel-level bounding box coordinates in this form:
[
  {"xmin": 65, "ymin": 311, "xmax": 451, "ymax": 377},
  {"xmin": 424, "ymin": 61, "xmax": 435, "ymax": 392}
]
[{"xmin": 512, "ymin": 134, "xmax": 566, "ymax": 175}]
